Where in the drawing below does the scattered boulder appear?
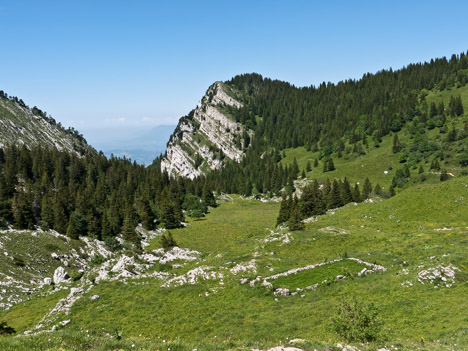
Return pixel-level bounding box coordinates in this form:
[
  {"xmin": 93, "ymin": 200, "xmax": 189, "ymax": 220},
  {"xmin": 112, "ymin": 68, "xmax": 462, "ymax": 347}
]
[
  {"xmin": 90, "ymin": 295, "xmax": 100, "ymax": 300},
  {"xmin": 289, "ymin": 338, "xmax": 306, "ymax": 345},
  {"xmin": 53, "ymin": 267, "xmax": 70, "ymax": 285},
  {"xmin": 273, "ymin": 288, "xmax": 290, "ymax": 296},
  {"xmin": 59, "ymin": 319, "xmax": 70, "ymax": 327},
  {"xmin": 43, "ymin": 277, "xmax": 52, "ymax": 285}
]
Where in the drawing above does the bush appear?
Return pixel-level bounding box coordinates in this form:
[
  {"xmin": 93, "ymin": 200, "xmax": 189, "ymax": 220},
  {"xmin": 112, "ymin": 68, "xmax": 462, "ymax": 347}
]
[
  {"xmin": 160, "ymin": 232, "xmax": 177, "ymax": 250},
  {"xmin": 331, "ymin": 298, "xmax": 384, "ymax": 342},
  {"xmin": 91, "ymin": 254, "xmax": 106, "ymax": 266},
  {"xmin": 0, "ymin": 321, "xmax": 15, "ymax": 335},
  {"xmin": 12, "ymin": 256, "xmax": 25, "ymax": 267},
  {"xmin": 104, "ymin": 237, "xmax": 122, "ymax": 252}
]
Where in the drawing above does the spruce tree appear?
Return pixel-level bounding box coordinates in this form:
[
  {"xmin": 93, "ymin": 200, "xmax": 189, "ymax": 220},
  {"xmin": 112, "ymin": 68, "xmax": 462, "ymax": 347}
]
[
  {"xmin": 328, "ymin": 158, "xmax": 335, "ymax": 171},
  {"xmin": 362, "ymin": 178, "xmax": 372, "ymax": 199},
  {"xmin": 160, "ymin": 198, "xmax": 181, "ymax": 229},
  {"xmin": 306, "ymin": 161, "xmax": 312, "ymax": 172},
  {"xmin": 160, "ymin": 231, "xmax": 177, "ymax": 250},
  {"xmin": 276, "ymin": 195, "xmax": 292, "ymax": 226},
  {"xmin": 440, "ymin": 169, "xmax": 449, "ymax": 181},
  {"xmin": 328, "ymin": 179, "xmax": 343, "ymax": 209},
  {"xmin": 66, "ymin": 211, "xmax": 87, "ymax": 240},
  {"xmin": 374, "ymin": 183, "xmax": 382, "ymax": 196},
  {"xmin": 122, "ymin": 208, "xmax": 140, "ymax": 246},
  {"xmin": 352, "ymin": 183, "xmax": 362, "ymax": 203},
  {"xmin": 392, "ymin": 134, "xmax": 400, "ymax": 153},
  {"xmin": 341, "ymin": 178, "xmax": 353, "ymax": 204},
  {"xmin": 288, "ymin": 207, "xmax": 304, "ymax": 231},
  {"xmin": 389, "ymin": 185, "xmax": 396, "ymax": 197},
  {"xmin": 314, "ymin": 158, "xmax": 319, "ymax": 168},
  {"xmin": 202, "ymin": 185, "xmax": 217, "ymax": 208}
]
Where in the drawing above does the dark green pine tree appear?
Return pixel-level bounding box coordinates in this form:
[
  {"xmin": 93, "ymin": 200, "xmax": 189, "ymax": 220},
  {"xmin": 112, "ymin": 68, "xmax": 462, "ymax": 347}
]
[
  {"xmin": 66, "ymin": 211, "xmax": 87, "ymax": 240},
  {"xmin": 13, "ymin": 191, "xmax": 35, "ymax": 229},
  {"xmin": 392, "ymin": 133, "xmax": 401, "ymax": 153},
  {"xmin": 202, "ymin": 185, "xmax": 217, "ymax": 208},
  {"xmin": 447, "ymin": 125, "xmax": 457, "ymax": 142},
  {"xmin": 306, "ymin": 160, "xmax": 312, "ymax": 172},
  {"xmin": 374, "ymin": 183, "xmax": 382, "ymax": 196},
  {"xmin": 121, "ymin": 208, "xmax": 140, "ymax": 246},
  {"xmin": 456, "ymin": 95, "xmax": 464, "ymax": 116},
  {"xmin": 101, "ymin": 210, "xmax": 112, "ymax": 239},
  {"xmin": 160, "ymin": 198, "xmax": 182, "ymax": 229},
  {"xmin": 160, "ymin": 231, "xmax": 177, "ymax": 250},
  {"xmin": 352, "ymin": 183, "xmax": 362, "ymax": 203},
  {"xmin": 389, "ymin": 185, "xmax": 396, "ymax": 197},
  {"xmin": 137, "ymin": 196, "xmax": 156, "ymax": 230},
  {"xmin": 276, "ymin": 194, "xmax": 292, "ymax": 226},
  {"xmin": 362, "ymin": 178, "xmax": 372, "ymax": 199},
  {"xmin": 314, "ymin": 158, "xmax": 319, "ymax": 168},
  {"xmin": 328, "ymin": 158, "xmax": 335, "ymax": 171},
  {"xmin": 288, "ymin": 206, "xmax": 304, "ymax": 231},
  {"xmin": 341, "ymin": 178, "xmax": 353, "ymax": 204},
  {"xmin": 0, "ymin": 172, "xmax": 13, "ymax": 226},
  {"xmin": 403, "ymin": 165, "xmax": 411, "ymax": 178},
  {"xmin": 291, "ymin": 157, "xmax": 300, "ymax": 177},
  {"xmin": 40, "ymin": 195, "xmax": 54, "ymax": 230},
  {"xmin": 328, "ymin": 179, "xmax": 343, "ymax": 209},
  {"xmin": 440, "ymin": 169, "xmax": 449, "ymax": 181},
  {"xmin": 418, "ymin": 165, "xmax": 424, "ymax": 174}
]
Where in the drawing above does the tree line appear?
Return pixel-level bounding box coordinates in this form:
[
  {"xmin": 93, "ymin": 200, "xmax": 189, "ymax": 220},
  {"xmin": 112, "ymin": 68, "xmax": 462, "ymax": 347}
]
[{"xmin": 0, "ymin": 145, "xmax": 216, "ymax": 247}]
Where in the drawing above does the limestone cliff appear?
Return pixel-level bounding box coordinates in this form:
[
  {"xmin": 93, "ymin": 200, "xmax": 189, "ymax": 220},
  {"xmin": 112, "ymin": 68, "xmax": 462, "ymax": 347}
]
[
  {"xmin": 0, "ymin": 94, "xmax": 91, "ymax": 154},
  {"xmin": 161, "ymin": 82, "xmax": 251, "ymax": 179}
]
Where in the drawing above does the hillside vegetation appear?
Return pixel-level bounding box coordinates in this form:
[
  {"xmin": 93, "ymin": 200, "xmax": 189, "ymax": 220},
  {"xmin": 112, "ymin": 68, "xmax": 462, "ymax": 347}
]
[
  {"xmin": 1, "ymin": 51, "xmax": 468, "ymax": 350},
  {"xmin": 0, "ymin": 179, "xmax": 467, "ymax": 350}
]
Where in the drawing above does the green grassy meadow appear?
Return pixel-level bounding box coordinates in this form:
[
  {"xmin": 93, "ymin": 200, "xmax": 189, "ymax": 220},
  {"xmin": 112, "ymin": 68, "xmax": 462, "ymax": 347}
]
[{"xmin": 1, "ymin": 176, "xmax": 467, "ymax": 350}]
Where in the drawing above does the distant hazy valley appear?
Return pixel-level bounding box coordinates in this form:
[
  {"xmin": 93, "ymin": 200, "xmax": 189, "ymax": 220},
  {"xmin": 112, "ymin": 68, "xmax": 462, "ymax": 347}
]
[{"xmin": 83, "ymin": 124, "xmax": 176, "ymax": 165}]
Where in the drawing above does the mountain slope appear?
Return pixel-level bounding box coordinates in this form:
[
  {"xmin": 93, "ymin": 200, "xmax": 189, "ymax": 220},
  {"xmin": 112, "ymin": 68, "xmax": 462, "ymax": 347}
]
[
  {"xmin": 161, "ymin": 82, "xmax": 252, "ymax": 178},
  {"xmin": 0, "ymin": 93, "xmax": 90, "ymax": 154},
  {"xmin": 163, "ymin": 52, "xmax": 468, "ymax": 182}
]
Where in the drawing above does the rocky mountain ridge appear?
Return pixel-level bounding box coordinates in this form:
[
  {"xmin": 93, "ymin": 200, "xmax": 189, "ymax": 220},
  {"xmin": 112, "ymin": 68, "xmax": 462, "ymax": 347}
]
[
  {"xmin": 161, "ymin": 82, "xmax": 252, "ymax": 178},
  {"xmin": 0, "ymin": 94, "xmax": 90, "ymax": 155}
]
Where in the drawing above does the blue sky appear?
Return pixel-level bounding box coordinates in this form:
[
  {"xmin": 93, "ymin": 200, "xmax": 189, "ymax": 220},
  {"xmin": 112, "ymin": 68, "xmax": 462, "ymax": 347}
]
[{"xmin": 1, "ymin": 0, "xmax": 468, "ymax": 139}]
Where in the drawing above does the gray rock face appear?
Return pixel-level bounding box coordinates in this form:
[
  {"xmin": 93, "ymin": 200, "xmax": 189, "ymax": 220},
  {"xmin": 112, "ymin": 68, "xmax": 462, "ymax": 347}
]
[
  {"xmin": 0, "ymin": 97, "xmax": 90, "ymax": 154},
  {"xmin": 53, "ymin": 267, "xmax": 70, "ymax": 285},
  {"xmin": 161, "ymin": 82, "xmax": 251, "ymax": 179}
]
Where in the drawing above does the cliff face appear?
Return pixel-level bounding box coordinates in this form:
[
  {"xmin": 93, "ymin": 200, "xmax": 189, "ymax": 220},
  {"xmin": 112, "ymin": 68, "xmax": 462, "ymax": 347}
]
[
  {"xmin": 0, "ymin": 96, "xmax": 90, "ymax": 154},
  {"xmin": 161, "ymin": 82, "xmax": 251, "ymax": 179}
]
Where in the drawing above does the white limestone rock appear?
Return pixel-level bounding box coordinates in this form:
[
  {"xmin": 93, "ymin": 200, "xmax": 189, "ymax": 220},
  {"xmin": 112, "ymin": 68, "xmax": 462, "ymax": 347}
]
[
  {"xmin": 53, "ymin": 267, "xmax": 70, "ymax": 285},
  {"xmin": 161, "ymin": 82, "xmax": 250, "ymax": 179}
]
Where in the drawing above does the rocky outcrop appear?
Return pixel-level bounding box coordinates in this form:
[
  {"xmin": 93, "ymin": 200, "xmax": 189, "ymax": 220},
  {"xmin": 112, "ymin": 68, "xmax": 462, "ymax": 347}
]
[
  {"xmin": 53, "ymin": 267, "xmax": 70, "ymax": 285},
  {"xmin": 0, "ymin": 96, "xmax": 91, "ymax": 154},
  {"xmin": 161, "ymin": 82, "xmax": 251, "ymax": 179}
]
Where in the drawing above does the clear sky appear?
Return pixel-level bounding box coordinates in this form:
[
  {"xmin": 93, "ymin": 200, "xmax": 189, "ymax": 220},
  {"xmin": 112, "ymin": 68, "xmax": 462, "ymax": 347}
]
[{"xmin": 1, "ymin": 0, "xmax": 468, "ymax": 138}]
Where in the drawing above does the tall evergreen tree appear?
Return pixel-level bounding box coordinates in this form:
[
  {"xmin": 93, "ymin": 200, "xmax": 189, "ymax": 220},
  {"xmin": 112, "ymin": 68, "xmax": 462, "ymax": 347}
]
[{"xmin": 362, "ymin": 178, "xmax": 372, "ymax": 199}]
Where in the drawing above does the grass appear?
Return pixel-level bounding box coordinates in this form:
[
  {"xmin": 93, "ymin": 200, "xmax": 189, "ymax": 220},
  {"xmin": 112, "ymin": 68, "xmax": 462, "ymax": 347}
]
[
  {"xmin": 0, "ymin": 178, "xmax": 464, "ymax": 350},
  {"xmin": 2, "ymin": 87, "xmax": 468, "ymax": 350},
  {"xmin": 271, "ymin": 260, "xmax": 366, "ymax": 290}
]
